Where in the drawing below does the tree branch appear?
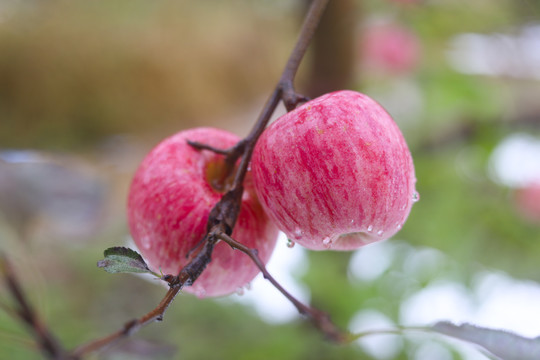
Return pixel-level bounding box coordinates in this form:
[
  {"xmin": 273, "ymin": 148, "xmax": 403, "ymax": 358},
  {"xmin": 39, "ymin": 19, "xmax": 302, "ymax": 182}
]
[
  {"xmin": 0, "ymin": 254, "xmax": 72, "ymax": 360},
  {"xmin": 72, "ymin": 238, "xmax": 218, "ymax": 358},
  {"xmin": 216, "ymin": 232, "xmax": 348, "ymax": 343},
  {"xmin": 1, "ymin": 1, "xmax": 333, "ymax": 358},
  {"xmin": 71, "ymin": 286, "xmax": 181, "ymax": 358}
]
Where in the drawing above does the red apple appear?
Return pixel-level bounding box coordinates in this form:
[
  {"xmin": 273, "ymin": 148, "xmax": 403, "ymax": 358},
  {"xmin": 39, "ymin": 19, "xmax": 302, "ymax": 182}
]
[
  {"xmin": 360, "ymin": 23, "xmax": 421, "ymax": 75},
  {"xmin": 514, "ymin": 181, "xmax": 540, "ymax": 224},
  {"xmin": 251, "ymin": 90, "xmax": 417, "ymax": 251},
  {"xmin": 127, "ymin": 127, "xmax": 279, "ymax": 297}
]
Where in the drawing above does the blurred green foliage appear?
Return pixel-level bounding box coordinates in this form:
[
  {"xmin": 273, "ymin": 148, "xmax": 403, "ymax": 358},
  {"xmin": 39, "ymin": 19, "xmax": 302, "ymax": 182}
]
[{"xmin": 1, "ymin": 0, "xmax": 540, "ymax": 359}]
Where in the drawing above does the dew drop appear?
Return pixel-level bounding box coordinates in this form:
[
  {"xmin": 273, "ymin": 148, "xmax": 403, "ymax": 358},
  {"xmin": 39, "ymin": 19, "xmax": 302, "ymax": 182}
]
[
  {"xmin": 286, "ymin": 239, "xmax": 296, "ymax": 248},
  {"xmin": 396, "ymin": 223, "xmax": 403, "ymax": 230},
  {"xmin": 141, "ymin": 236, "xmax": 152, "ymax": 250},
  {"xmin": 412, "ymin": 191, "xmax": 420, "ymax": 203},
  {"xmin": 350, "ymin": 219, "xmax": 355, "ymax": 224},
  {"xmin": 236, "ymin": 287, "xmax": 245, "ymax": 296},
  {"xmin": 195, "ymin": 288, "xmax": 206, "ymax": 298},
  {"xmin": 244, "ymin": 282, "xmax": 252, "ymax": 291},
  {"xmin": 293, "ymin": 228, "xmax": 303, "ymax": 240},
  {"xmin": 322, "ymin": 237, "xmax": 332, "ymax": 248},
  {"xmin": 377, "ymin": 230, "xmax": 384, "ymax": 237},
  {"xmin": 367, "ymin": 225, "xmax": 374, "ymax": 232}
]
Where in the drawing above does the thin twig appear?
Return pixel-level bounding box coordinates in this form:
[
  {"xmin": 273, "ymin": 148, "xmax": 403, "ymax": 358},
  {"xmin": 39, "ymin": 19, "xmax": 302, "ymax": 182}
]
[
  {"xmin": 71, "ymin": 286, "xmax": 181, "ymax": 357},
  {"xmin": 0, "ymin": 254, "xmax": 72, "ymax": 360},
  {"xmin": 216, "ymin": 232, "xmax": 347, "ymax": 343},
  {"xmin": 73, "ymin": 238, "xmax": 218, "ymax": 358},
  {"xmin": 279, "ymin": 0, "xmax": 329, "ymax": 111}
]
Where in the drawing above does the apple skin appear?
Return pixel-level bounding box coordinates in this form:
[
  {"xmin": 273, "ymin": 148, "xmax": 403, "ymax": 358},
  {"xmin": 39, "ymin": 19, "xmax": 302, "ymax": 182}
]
[
  {"xmin": 251, "ymin": 90, "xmax": 417, "ymax": 251},
  {"xmin": 127, "ymin": 127, "xmax": 279, "ymax": 297}
]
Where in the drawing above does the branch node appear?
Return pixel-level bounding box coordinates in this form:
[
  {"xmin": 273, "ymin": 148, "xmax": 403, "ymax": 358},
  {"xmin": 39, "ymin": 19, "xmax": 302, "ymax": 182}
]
[
  {"xmin": 280, "ymin": 80, "xmax": 310, "ymax": 112},
  {"xmin": 123, "ymin": 320, "xmax": 138, "ymax": 336}
]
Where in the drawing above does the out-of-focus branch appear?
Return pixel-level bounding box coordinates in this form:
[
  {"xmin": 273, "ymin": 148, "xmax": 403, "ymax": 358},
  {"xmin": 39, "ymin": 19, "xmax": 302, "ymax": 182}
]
[
  {"xmin": 0, "ymin": 254, "xmax": 73, "ymax": 360},
  {"xmin": 71, "ymin": 286, "xmax": 181, "ymax": 358}
]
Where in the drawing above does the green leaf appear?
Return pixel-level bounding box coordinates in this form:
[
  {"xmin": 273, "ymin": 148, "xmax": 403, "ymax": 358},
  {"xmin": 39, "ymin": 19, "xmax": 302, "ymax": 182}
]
[
  {"xmin": 432, "ymin": 321, "xmax": 540, "ymax": 360},
  {"xmin": 97, "ymin": 247, "xmax": 159, "ymax": 277}
]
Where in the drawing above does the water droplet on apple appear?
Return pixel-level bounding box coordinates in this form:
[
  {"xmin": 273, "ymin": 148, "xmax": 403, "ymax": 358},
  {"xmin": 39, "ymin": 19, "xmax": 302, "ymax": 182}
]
[
  {"xmin": 286, "ymin": 239, "xmax": 296, "ymax": 248},
  {"xmin": 195, "ymin": 287, "xmax": 206, "ymax": 298},
  {"xmin": 367, "ymin": 225, "xmax": 374, "ymax": 232},
  {"xmin": 412, "ymin": 191, "xmax": 420, "ymax": 203},
  {"xmin": 244, "ymin": 282, "xmax": 252, "ymax": 291},
  {"xmin": 350, "ymin": 219, "xmax": 355, "ymax": 224},
  {"xmin": 396, "ymin": 223, "xmax": 403, "ymax": 230},
  {"xmin": 322, "ymin": 236, "xmax": 332, "ymax": 248},
  {"xmin": 377, "ymin": 230, "xmax": 384, "ymax": 236},
  {"xmin": 140, "ymin": 236, "xmax": 152, "ymax": 250},
  {"xmin": 236, "ymin": 287, "xmax": 245, "ymax": 296},
  {"xmin": 293, "ymin": 228, "xmax": 303, "ymax": 240}
]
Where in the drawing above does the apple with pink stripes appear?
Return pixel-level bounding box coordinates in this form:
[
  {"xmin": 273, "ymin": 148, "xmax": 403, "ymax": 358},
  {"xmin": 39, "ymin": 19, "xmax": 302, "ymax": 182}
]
[
  {"xmin": 128, "ymin": 128, "xmax": 278, "ymax": 297},
  {"xmin": 251, "ymin": 90, "xmax": 417, "ymax": 251}
]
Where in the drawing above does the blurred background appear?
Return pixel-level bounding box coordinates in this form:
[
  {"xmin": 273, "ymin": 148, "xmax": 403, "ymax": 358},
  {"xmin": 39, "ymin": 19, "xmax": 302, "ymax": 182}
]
[{"xmin": 1, "ymin": 0, "xmax": 540, "ymax": 359}]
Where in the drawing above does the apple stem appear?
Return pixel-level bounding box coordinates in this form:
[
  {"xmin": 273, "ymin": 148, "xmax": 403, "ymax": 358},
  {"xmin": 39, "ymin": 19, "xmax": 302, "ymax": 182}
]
[{"xmin": 187, "ymin": 0, "xmax": 329, "ymax": 187}]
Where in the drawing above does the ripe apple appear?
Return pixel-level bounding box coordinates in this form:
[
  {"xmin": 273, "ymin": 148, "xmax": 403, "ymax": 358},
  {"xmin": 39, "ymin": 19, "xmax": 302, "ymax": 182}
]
[
  {"xmin": 251, "ymin": 90, "xmax": 417, "ymax": 251},
  {"xmin": 360, "ymin": 23, "xmax": 421, "ymax": 75},
  {"xmin": 127, "ymin": 127, "xmax": 279, "ymax": 297}
]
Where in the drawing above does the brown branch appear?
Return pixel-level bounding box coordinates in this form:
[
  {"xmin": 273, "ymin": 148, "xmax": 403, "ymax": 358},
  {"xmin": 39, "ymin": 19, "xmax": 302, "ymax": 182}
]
[
  {"xmin": 0, "ymin": 254, "xmax": 73, "ymax": 360},
  {"xmin": 279, "ymin": 0, "xmax": 329, "ymax": 111},
  {"xmin": 72, "ymin": 238, "xmax": 218, "ymax": 358},
  {"xmin": 190, "ymin": 0, "xmax": 330, "ymax": 187},
  {"xmin": 216, "ymin": 232, "xmax": 348, "ymax": 343},
  {"xmin": 71, "ymin": 286, "xmax": 181, "ymax": 358},
  {"xmin": 13, "ymin": 1, "xmax": 332, "ymax": 358}
]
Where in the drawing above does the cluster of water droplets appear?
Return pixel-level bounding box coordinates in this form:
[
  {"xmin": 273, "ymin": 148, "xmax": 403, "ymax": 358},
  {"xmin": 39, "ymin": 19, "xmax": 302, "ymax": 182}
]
[
  {"xmin": 281, "ymin": 190, "xmax": 420, "ymax": 250},
  {"xmin": 322, "ymin": 235, "xmax": 343, "ymax": 249},
  {"xmin": 235, "ymin": 282, "xmax": 252, "ymax": 296},
  {"xmin": 285, "ymin": 228, "xmax": 306, "ymax": 248}
]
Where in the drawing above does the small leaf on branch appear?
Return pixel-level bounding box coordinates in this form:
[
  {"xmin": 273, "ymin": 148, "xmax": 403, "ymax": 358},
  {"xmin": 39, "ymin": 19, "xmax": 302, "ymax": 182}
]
[
  {"xmin": 97, "ymin": 247, "xmax": 159, "ymax": 277},
  {"xmin": 432, "ymin": 321, "xmax": 540, "ymax": 360}
]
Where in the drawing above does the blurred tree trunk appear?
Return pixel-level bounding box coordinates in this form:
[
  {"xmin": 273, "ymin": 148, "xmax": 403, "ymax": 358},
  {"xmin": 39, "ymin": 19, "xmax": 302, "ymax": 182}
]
[{"xmin": 304, "ymin": 0, "xmax": 357, "ymax": 98}]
